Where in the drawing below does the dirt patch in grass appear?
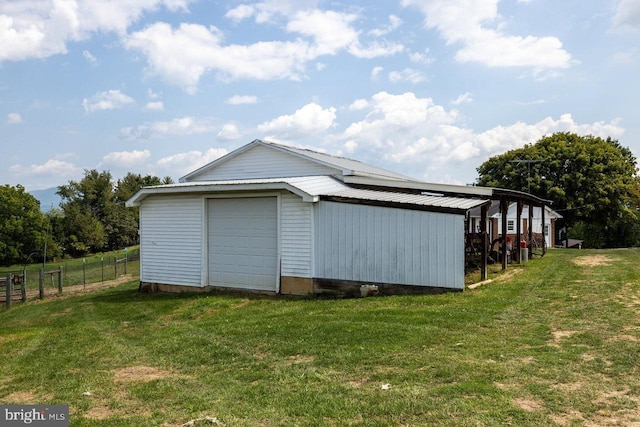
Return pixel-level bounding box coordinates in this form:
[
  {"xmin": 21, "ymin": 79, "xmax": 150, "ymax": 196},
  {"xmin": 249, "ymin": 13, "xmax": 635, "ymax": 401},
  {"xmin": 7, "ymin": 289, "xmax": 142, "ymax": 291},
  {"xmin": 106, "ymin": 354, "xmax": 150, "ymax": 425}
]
[
  {"xmin": 2, "ymin": 390, "xmax": 53, "ymax": 404},
  {"xmin": 513, "ymin": 397, "xmax": 545, "ymax": 412},
  {"xmin": 81, "ymin": 367, "xmax": 167, "ymax": 421},
  {"xmin": 573, "ymin": 255, "xmax": 613, "ymax": 267},
  {"xmin": 468, "ymin": 267, "xmax": 525, "ymax": 289},
  {"xmin": 347, "ymin": 378, "xmax": 369, "ymax": 388},
  {"xmin": 549, "ymin": 409, "xmax": 586, "ymax": 426},
  {"xmin": 613, "ymin": 283, "xmax": 640, "ymax": 309},
  {"xmin": 84, "ymin": 404, "xmax": 115, "ymax": 420},
  {"xmin": 589, "ymin": 387, "xmax": 640, "ymax": 426},
  {"xmin": 282, "ymin": 355, "xmax": 315, "ymax": 366},
  {"xmin": 549, "ymin": 329, "xmax": 578, "ymax": 347},
  {"xmin": 609, "ymin": 334, "xmax": 639, "ymax": 343},
  {"xmin": 83, "ymin": 400, "xmax": 152, "ymax": 421},
  {"xmin": 20, "ymin": 275, "xmax": 135, "ymax": 302},
  {"xmin": 114, "ymin": 366, "xmax": 172, "ymax": 383}
]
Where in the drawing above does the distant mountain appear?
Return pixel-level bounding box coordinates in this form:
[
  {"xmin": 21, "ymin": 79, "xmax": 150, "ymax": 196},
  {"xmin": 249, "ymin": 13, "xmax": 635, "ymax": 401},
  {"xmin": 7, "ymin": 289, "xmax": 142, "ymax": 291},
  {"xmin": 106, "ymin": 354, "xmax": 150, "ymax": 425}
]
[{"xmin": 30, "ymin": 187, "xmax": 62, "ymax": 211}]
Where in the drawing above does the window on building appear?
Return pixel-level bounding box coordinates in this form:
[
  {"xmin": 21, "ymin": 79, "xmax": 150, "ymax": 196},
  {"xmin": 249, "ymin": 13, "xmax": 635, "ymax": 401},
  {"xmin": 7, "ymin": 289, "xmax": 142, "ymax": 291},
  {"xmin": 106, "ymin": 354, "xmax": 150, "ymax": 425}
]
[{"xmin": 507, "ymin": 220, "xmax": 515, "ymax": 232}]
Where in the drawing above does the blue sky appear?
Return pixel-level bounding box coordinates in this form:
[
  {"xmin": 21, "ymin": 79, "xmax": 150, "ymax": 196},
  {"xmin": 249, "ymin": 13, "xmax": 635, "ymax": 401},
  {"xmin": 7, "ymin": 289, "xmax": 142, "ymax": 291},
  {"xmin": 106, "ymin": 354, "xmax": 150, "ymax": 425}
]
[{"xmin": 1, "ymin": 0, "xmax": 639, "ymax": 191}]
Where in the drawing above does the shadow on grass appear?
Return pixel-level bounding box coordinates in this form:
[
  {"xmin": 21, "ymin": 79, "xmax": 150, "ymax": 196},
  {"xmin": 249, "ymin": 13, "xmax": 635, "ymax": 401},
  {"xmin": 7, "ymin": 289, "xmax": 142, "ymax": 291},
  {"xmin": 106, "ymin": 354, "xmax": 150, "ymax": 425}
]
[{"xmin": 74, "ymin": 280, "xmax": 298, "ymax": 306}]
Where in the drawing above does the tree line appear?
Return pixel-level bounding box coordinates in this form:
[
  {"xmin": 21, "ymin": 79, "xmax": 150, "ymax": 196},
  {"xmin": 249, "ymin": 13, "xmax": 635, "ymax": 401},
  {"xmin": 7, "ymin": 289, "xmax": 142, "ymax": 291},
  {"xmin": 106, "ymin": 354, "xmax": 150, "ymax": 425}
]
[{"xmin": 0, "ymin": 172, "xmax": 172, "ymax": 266}]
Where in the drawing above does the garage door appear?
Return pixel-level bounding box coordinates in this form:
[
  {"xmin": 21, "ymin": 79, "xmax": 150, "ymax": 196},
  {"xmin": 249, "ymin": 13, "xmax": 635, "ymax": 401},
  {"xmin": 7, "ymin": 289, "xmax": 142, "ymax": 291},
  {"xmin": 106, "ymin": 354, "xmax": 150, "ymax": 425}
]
[{"xmin": 208, "ymin": 197, "xmax": 278, "ymax": 291}]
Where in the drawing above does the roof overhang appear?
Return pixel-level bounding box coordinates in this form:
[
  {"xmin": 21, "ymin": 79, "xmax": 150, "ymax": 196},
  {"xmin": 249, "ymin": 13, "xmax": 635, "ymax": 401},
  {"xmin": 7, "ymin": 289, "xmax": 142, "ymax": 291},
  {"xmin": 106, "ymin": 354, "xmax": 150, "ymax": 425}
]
[
  {"xmin": 342, "ymin": 175, "xmax": 551, "ymax": 205},
  {"xmin": 126, "ymin": 175, "xmax": 491, "ymax": 215},
  {"xmin": 126, "ymin": 180, "xmax": 318, "ymax": 207}
]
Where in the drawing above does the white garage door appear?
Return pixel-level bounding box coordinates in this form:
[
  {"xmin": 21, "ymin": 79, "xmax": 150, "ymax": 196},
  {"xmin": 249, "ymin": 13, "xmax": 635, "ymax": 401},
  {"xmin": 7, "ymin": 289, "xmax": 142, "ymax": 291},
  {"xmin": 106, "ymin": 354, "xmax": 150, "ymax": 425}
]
[{"xmin": 208, "ymin": 197, "xmax": 278, "ymax": 291}]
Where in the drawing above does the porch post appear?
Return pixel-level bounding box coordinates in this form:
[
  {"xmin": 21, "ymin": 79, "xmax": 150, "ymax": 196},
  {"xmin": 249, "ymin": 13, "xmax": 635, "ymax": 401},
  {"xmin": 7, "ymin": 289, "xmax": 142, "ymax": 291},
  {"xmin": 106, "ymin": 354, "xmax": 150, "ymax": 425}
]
[
  {"xmin": 500, "ymin": 199, "xmax": 508, "ymax": 270},
  {"xmin": 542, "ymin": 204, "xmax": 547, "ymax": 255},
  {"xmin": 528, "ymin": 202, "xmax": 534, "ymax": 250},
  {"xmin": 516, "ymin": 201, "xmax": 523, "ymax": 263},
  {"xmin": 481, "ymin": 204, "xmax": 488, "ymax": 281}
]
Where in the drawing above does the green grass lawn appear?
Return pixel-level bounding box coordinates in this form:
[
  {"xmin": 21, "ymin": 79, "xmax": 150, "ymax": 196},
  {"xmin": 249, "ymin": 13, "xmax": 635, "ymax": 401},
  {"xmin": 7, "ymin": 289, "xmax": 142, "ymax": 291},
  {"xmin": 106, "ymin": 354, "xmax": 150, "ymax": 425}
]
[{"xmin": 1, "ymin": 249, "xmax": 639, "ymax": 426}]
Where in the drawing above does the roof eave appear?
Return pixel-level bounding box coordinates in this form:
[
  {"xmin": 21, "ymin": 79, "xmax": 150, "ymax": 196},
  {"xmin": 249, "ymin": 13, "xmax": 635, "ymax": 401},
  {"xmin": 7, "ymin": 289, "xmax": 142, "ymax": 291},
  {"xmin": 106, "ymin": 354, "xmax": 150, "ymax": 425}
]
[
  {"xmin": 343, "ymin": 175, "xmax": 551, "ymax": 205},
  {"xmin": 126, "ymin": 181, "xmax": 317, "ymax": 206}
]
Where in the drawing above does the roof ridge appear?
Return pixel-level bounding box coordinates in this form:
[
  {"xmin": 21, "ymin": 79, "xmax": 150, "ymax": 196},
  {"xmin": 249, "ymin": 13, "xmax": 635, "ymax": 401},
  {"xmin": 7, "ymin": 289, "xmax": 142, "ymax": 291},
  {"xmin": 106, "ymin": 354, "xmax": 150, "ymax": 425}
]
[{"xmin": 259, "ymin": 139, "xmax": 367, "ymax": 164}]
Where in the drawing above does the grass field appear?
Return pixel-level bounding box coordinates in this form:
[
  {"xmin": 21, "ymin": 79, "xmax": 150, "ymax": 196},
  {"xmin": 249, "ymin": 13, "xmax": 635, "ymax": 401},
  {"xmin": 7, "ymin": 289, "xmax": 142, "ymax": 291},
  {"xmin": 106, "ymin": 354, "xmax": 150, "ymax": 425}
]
[{"xmin": 1, "ymin": 249, "xmax": 639, "ymax": 426}]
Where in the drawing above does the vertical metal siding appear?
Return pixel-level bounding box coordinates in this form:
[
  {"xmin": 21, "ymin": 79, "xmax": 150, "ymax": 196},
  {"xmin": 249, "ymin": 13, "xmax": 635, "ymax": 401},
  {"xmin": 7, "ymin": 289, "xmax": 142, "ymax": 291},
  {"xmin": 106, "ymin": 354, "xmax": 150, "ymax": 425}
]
[
  {"xmin": 139, "ymin": 195, "xmax": 203, "ymax": 286},
  {"xmin": 280, "ymin": 192, "xmax": 313, "ymax": 277},
  {"xmin": 188, "ymin": 145, "xmax": 339, "ymax": 181},
  {"xmin": 315, "ymin": 202, "xmax": 464, "ymax": 289}
]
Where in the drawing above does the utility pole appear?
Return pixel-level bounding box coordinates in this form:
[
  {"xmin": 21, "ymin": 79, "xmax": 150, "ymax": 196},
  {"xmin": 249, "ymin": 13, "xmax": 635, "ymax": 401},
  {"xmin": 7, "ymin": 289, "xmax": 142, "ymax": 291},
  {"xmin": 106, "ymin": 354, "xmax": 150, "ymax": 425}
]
[
  {"xmin": 43, "ymin": 204, "xmax": 52, "ymax": 273},
  {"xmin": 510, "ymin": 159, "xmax": 542, "ymax": 193}
]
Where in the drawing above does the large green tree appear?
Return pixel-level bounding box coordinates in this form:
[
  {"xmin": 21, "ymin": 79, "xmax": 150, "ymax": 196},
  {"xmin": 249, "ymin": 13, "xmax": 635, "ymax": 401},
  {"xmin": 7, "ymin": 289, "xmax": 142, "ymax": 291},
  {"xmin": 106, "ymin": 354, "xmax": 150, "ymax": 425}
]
[
  {"xmin": 0, "ymin": 185, "xmax": 47, "ymax": 266},
  {"xmin": 57, "ymin": 170, "xmax": 112, "ymax": 255},
  {"xmin": 477, "ymin": 132, "xmax": 640, "ymax": 248},
  {"xmin": 57, "ymin": 170, "xmax": 172, "ymax": 256}
]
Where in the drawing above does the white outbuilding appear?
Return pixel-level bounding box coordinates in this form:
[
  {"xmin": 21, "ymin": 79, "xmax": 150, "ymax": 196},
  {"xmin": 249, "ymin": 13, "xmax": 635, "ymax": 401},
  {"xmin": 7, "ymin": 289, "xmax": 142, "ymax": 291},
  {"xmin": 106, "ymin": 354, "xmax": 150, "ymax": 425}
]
[{"xmin": 127, "ymin": 140, "xmax": 492, "ymax": 296}]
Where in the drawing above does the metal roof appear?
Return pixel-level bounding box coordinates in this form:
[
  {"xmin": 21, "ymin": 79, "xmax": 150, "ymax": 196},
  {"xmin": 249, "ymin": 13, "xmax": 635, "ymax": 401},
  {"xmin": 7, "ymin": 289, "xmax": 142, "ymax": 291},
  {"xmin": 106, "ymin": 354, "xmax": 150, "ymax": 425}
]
[
  {"xmin": 262, "ymin": 141, "xmax": 415, "ymax": 181},
  {"xmin": 343, "ymin": 175, "xmax": 551, "ymax": 205},
  {"xmin": 127, "ymin": 175, "xmax": 489, "ymax": 213},
  {"xmin": 180, "ymin": 139, "xmax": 415, "ymax": 183}
]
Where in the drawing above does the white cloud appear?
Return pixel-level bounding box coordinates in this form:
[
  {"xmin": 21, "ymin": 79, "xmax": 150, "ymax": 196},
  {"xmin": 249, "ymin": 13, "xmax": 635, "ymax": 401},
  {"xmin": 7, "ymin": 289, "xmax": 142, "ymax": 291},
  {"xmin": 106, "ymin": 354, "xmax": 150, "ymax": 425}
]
[
  {"xmin": 225, "ymin": 4, "xmax": 256, "ymax": 22},
  {"xmin": 125, "ymin": 6, "xmax": 402, "ymax": 92},
  {"xmin": 518, "ymin": 99, "xmax": 547, "ymax": 106},
  {"xmin": 120, "ymin": 116, "xmax": 216, "ymax": 140},
  {"xmin": 613, "ymin": 0, "xmax": 640, "ymax": 31},
  {"xmin": 10, "ymin": 159, "xmax": 82, "ymax": 181},
  {"xmin": 157, "ymin": 147, "xmax": 228, "ymax": 177},
  {"xmin": 285, "ymin": 9, "xmax": 403, "ymax": 59},
  {"xmin": 401, "ymin": 0, "xmax": 574, "ymax": 74},
  {"xmin": 348, "ymin": 99, "xmax": 369, "ymax": 111},
  {"xmin": 258, "ymin": 103, "xmax": 336, "ymax": 139},
  {"xmin": 388, "ymin": 68, "xmax": 427, "ymax": 83},
  {"xmin": 82, "ymin": 50, "xmax": 97, "ymax": 66},
  {"xmin": 83, "ymin": 90, "xmax": 134, "ymax": 113},
  {"xmin": 125, "ymin": 22, "xmax": 310, "ymax": 93},
  {"xmin": 0, "ymin": 1, "xmax": 191, "ymax": 63},
  {"xmin": 147, "ymin": 89, "xmax": 161, "ymax": 99},
  {"xmin": 286, "ymin": 9, "xmax": 359, "ymax": 56},
  {"xmin": 217, "ymin": 123, "xmax": 242, "ymax": 140},
  {"xmin": 409, "ymin": 48, "xmax": 435, "ymax": 64},
  {"xmin": 337, "ymin": 92, "xmax": 624, "ymax": 182},
  {"xmin": 144, "ymin": 101, "xmax": 164, "ymax": 111},
  {"xmin": 451, "ymin": 92, "xmax": 473, "ymax": 105},
  {"xmin": 101, "ymin": 149, "xmax": 151, "ymax": 168},
  {"xmin": 226, "ymin": 95, "xmax": 259, "ymax": 105},
  {"xmin": 369, "ymin": 15, "xmax": 403, "ymax": 37},
  {"xmin": 7, "ymin": 113, "xmax": 23, "ymax": 124},
  {"xmin": 225, "ymin": 1, "xmax": 321, "ymax": 24},
  {"xmin": 371, "ymin": 66, "xmax": 384, "ymax": 80},
  {"xmin": 348, "ymin": 40, "xmax": 404, "ymax": 59}
]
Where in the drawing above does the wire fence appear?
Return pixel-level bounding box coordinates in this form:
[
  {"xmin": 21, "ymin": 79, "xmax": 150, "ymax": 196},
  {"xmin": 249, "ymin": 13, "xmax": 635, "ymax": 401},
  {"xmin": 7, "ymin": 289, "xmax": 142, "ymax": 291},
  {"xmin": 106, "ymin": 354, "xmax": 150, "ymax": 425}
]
[{"xmin": 3, "ymin": 248, "xmax": 140, "ymax": 294}]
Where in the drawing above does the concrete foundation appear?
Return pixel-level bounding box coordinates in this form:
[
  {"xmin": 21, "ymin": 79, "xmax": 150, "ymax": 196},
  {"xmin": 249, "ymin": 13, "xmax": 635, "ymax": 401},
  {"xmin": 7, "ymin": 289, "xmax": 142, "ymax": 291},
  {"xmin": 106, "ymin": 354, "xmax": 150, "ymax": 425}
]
[{"xmin": 280, "ymin": 276, "xmax": 314, "ymax": 296}]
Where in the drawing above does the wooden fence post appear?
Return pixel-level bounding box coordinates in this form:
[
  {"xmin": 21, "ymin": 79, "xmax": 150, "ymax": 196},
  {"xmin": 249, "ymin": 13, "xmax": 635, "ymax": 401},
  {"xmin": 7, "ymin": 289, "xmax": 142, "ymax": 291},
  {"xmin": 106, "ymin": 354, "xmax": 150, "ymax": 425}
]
[
  {"xmin": 39, "ymin": 268, "xmax": 44, "ymax": 299},
  {"xmin": 57, "ymin": 267, "xmax": 63, "ymax": 293},
  {"xmin": 21, "ymin": 269, "xmax": 27, "ymax": 301},
  {"xmin": 6, "ymin": 273, "xmax": 12, "ymax": 308}
]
